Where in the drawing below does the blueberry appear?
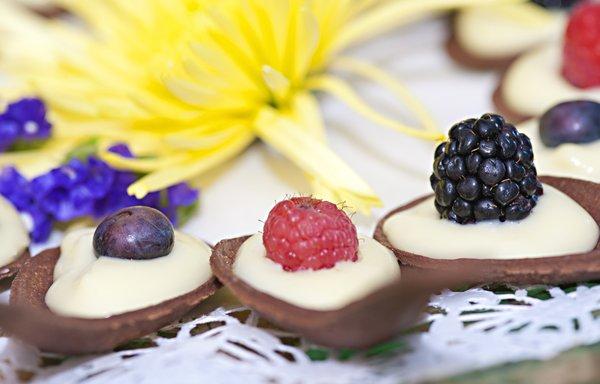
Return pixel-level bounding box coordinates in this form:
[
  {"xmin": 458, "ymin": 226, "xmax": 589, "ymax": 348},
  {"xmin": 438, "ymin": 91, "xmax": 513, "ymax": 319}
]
[
  {"xmin": 456, "ymin": 129, "xmax": 479, "ymax": 154},
  {"xmin": 478, "ymin": 140, "xmax": 498, "ymax": 157},
  {"xmin": 505, "ymin": 196, "xmax": 533, "ymax": 221},
  {"xmin": 532, "ymin": 0, "xmax": 580, "ymax": 9},
  {"xmin": 93, "ymin": 206, "xmax": 174, "ymax": 260},
  {"xmin": 466, "ymin": 152, "xmax": 482, "ymax": 174},
  {"xmin": 505, "ymin": 160, "xmax": 526, "ymax": 182},
  {"xmin": 494, "ymin": 180, "xmax": 520, "ymax": 206},
  {"xmin": 498, "ymin": 132, "xmax": 518, "ymax": 158},
  {"xmin": 539, "ymin": 100, "xmax": 600, "ymax": 147},
  {"xmin": 473, "ymin": 199, "xmax": 501, "ymax": 221},
  {"xmin": 446, "ymin": 156, "xmax": 466, "ymax": 180},
  {"xmin": 435, "ymin": 179, "xmax": 457, "ymax": 207},
  {"xmin": 452, "ymin": 198, "xmax": 472, "ymax": 220},
  {"xmin": 478, "ymin": 158, "xmax": 506, "ymax": 186},
  {"xmin": 474, "ymin": 119, "xmax": 500, "ymax": 139},
  {"xmin": 457, "ymin": 176, "xmax": 481, "ymax": 201}
]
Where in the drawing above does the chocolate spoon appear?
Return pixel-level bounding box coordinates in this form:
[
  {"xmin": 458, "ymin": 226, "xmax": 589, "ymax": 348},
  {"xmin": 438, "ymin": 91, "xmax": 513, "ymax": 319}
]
[
  {"xmin": 2, "ymin": 247, "xmax": 220, "ymax": 354},
  {"xmin": 374, "ymin": 176, "xmax": 600, "ymax": 285},
  {"xmin": 211, "ymin": 237, "xmax": 466, "ymax": 349},
  {"xmin": 0, "ymin": 250, "xmax": 30, "ymax": 292}
]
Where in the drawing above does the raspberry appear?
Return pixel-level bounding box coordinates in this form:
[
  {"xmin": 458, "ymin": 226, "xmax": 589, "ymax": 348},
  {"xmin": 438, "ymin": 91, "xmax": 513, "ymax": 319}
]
[
  {"xmin": 562, "ymin": 1, "xmax": 600, "ymax": 89},
  {"xmin": 262, "ymin": 197, "xmax": 358, "ymax": 271}
]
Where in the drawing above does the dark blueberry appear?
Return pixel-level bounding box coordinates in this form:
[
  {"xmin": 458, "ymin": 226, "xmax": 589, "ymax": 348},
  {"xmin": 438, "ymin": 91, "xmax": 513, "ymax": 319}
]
[
  {"xmin": 520, "ymin": 175, "xmax": 539, "ymax": 196},
  {"xmin": 515, "ymin": 147, "xmax": 533, "ymax": 166},
  {"xmin": 505, "ymin": 196, "xmax": 533, "ymax": 221},
  {"xmin": 434, "ymin": 142, "xmax": 446, "ymax": 158},
  {"xmin": 433, "ymin": 155, "xmax": 446, "ymax": 178},
  {"xmin": 498, "ymin": 132, "xmax": 518, "ymax": 158},
  {"xmin": 452, "ymin": 198, "xmax": 472, "ymax": 220},
  {"xmin": 456, "ymin": 129, "xmax": 479, "ymax": 154},
  {"xmin": 474, "ymin": 119, "xmax": 500, "ymax": 139},
  {"xmin": 466, "ymin": 152, "xmax": 482, "ymax": 174},
  {"xmin": 93, "ymin": 206, "xmax": 174, "ymax": 260},
  {"xmin": 481, "ymin": 113, "xmax": 505, "ymax": 129},
  {"xmin": 505, "ymin": 160, "xmax": 526, "ymax": 182},
  {"xmin": 478, "ymin": 158, "xmax": 506, "ymax": 186},
  {"xmin": 446, "ymin": 156, "xmax": 466, "ymax": 180},
  {"xmin": 478, "ymin": 140, "xmax": 498, "ymax": 157},
  {"xmin": 445, "ymin": 140, "xmax": 459, "ymax": 156},
  {"xmin": 457, "ymin": 176, "xmax": 481, "ymax": 201},
  {"xmin": 473, "ymin": 199, "xmax": 501, "ymax": 221},
  {"xmin": 539, "ymin": 100, "xmax": 600, "ymax": 147},
  {"xmin": 435, "ymin": 179, "xmax": 457, "ymax": 207},
  {"xmin": 430, "ymin": 174, "xmax": 439, "ymax": 190},
  {"xmin": 494, "ymin": 180, "xmax": 520, "ymax": 206}
]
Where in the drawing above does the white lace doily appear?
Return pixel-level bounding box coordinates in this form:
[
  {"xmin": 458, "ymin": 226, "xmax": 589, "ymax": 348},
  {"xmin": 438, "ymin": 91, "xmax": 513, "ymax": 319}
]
[{"xmin": 1, "ymin": 283, "xmax": 598, "ymax": 383}]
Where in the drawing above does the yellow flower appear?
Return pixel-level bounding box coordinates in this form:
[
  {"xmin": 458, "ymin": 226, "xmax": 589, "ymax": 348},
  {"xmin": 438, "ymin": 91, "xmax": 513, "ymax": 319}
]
[{"xmin": 0, "ymin": 0, "xmax": 519, "ymax": 213}]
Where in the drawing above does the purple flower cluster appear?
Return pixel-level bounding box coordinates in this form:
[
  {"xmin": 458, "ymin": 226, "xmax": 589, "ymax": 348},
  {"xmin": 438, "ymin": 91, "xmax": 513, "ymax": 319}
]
[
  {"xmin": 0, "ymin": 144, "xmax": 198, "ymax": 242},
  {"xmin": 0, "ymin": 98, "xmax": 51, "ymax": 150}
]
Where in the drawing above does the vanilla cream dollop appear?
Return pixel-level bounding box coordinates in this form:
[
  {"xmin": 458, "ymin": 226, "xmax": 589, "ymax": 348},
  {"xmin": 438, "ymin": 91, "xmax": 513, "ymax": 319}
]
[
  {"xmin": 383, "ymin": 185, "xmax": 598, "ymax": 260},
  {"xmin": 455, "ymin": 5, "xmax": 564, "ymax": 59},
  {"xmin": 518, "ymin": 119, "xmax": 600, "ymax": 183},
  {"xmin": 503, "ymin": 45, "xmax": 600, "ymax": 117},
  {"xmin": 0, "ymin": 196, "xmax": 29, "ymax": 267},
  {"xmin": 234, "ymin": 235, "xmax": 400, "ymax": 311},
  {"xmin": 45, "ymin": 228, "xmax": 212, "ymax": 318}
]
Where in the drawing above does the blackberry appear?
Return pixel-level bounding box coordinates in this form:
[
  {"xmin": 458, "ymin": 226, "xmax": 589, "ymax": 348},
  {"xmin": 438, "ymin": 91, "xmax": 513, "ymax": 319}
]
[
  {"xmin": 531, "ymin": 0, "xmax": 580, "ymax": 9},
  {"xmin": 430, "ymin": 113, "xmax": 543, "ymax": 224}
]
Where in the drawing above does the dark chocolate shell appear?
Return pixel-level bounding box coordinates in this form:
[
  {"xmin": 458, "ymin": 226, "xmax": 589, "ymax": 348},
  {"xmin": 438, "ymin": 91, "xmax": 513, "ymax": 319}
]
[
  {"xmin": 1, "ymin": 247, "xmax": 220, "ymax": 354},
  {"xmin": 374, "ymin": 176, "xmax": 600, "ymax": 285},
  {"xmin": 0, "ymin": 250, "xmax": 30, "ymax": 292},
  {"xmin": 211, "ymin": 236, "xmax": 465, "ymax": 349}
]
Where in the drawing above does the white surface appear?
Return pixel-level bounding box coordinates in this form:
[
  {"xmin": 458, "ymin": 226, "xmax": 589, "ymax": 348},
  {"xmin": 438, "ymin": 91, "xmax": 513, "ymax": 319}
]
[{"xmin": 1, "ymin": 17, "xmax": 600, "ymax": 384}]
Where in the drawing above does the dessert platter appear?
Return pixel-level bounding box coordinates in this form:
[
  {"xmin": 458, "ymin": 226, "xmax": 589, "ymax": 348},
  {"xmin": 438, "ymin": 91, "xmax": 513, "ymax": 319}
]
[{"xmin": 0, "ymin": 1, "xmax": 598, "ymax": 383}]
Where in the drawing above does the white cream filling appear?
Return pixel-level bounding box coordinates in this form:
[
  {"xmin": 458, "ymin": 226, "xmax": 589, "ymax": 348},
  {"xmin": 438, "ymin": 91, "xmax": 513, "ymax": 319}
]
[
  {"xmin": 0, "ymin": 196, "xmax": 29, "ymax": 267},
  {"xmin": 518, "ymin": 119, "xmax": 600, "ymax": 183},
  {"xmin": 455, "ymin": 5, "xmax": 564, "ymax": 59},
  {"xmin": 383, "ymin": 185, "xmax": 598, "ymax": 260},
  {"xmin": 503, "ymin": 45, "xmax": 600, "ymax": 116},
  {"xmin": 233, "ymin": 234, "xmax": 400, "ymax": 311},
  {"xmin": 45, "ymin": 228, "xmax": 213, "ymax": 319}
]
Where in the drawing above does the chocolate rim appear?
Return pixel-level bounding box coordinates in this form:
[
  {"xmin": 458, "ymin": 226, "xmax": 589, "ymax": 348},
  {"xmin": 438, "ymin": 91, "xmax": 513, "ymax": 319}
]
[
  {"xmin": 373, "ymin": 176, "xmax": 600, "ymax": 285},
  {"xmin": 0, "ymin": 250, "xmax": 30, "ymax": 292},
  {"xmin": 492, "ymin": 65, "xmax": 534, "ymax": 124},
  {"xmin": 445, "ymin": 14, "xmax": 518, "ymax": 70},
  {"xmin": 3, "ymin": 247, "xmax": 220, "ymax": 354},
  {"xmin": 211, "ymin": 236, "xmax": 467, "ymax": 349}
]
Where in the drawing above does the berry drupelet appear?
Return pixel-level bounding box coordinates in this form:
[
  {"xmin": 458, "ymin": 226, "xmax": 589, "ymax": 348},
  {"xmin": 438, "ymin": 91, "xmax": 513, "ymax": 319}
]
[{"xmin": 430, "ymin": 114, "xmax": 543, "ymax": 224}]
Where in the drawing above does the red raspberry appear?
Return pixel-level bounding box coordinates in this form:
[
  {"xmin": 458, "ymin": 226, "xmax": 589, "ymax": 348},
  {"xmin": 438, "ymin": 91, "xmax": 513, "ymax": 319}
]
[
  {"xmin": 562, "ymin": 1, "xmax": 600, "ymax": 89},
  {"xmin": 262, "ymin": 197, "xmax": 359, "ymax": 271}
]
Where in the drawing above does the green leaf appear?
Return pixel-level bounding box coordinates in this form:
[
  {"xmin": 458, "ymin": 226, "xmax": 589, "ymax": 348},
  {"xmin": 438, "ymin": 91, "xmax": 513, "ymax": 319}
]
[
  {"xmin": 65, "ymin": 138, "xmax": 98, "ymax": 161},
  {"xmin": 306, "ymin": 348, "xmax": 329, "ymax": 361}
]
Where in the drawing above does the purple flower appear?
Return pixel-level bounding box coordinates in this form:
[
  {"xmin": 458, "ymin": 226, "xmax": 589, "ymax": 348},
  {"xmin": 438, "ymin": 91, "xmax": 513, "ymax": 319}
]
[
  {"xmin": 0, "ymin": 117, "xmax": 21, "ymax": 151},
  {"xmin": 23, "ymin": 207, "xmax": 52, "ymax": 242},
  {"xmin": 4, "ymin": 97, "xmax": 51, "ymax": 140},
  {"xmin": 0, "ymin": 167, "xmax": 33, "ymax": 210}
]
